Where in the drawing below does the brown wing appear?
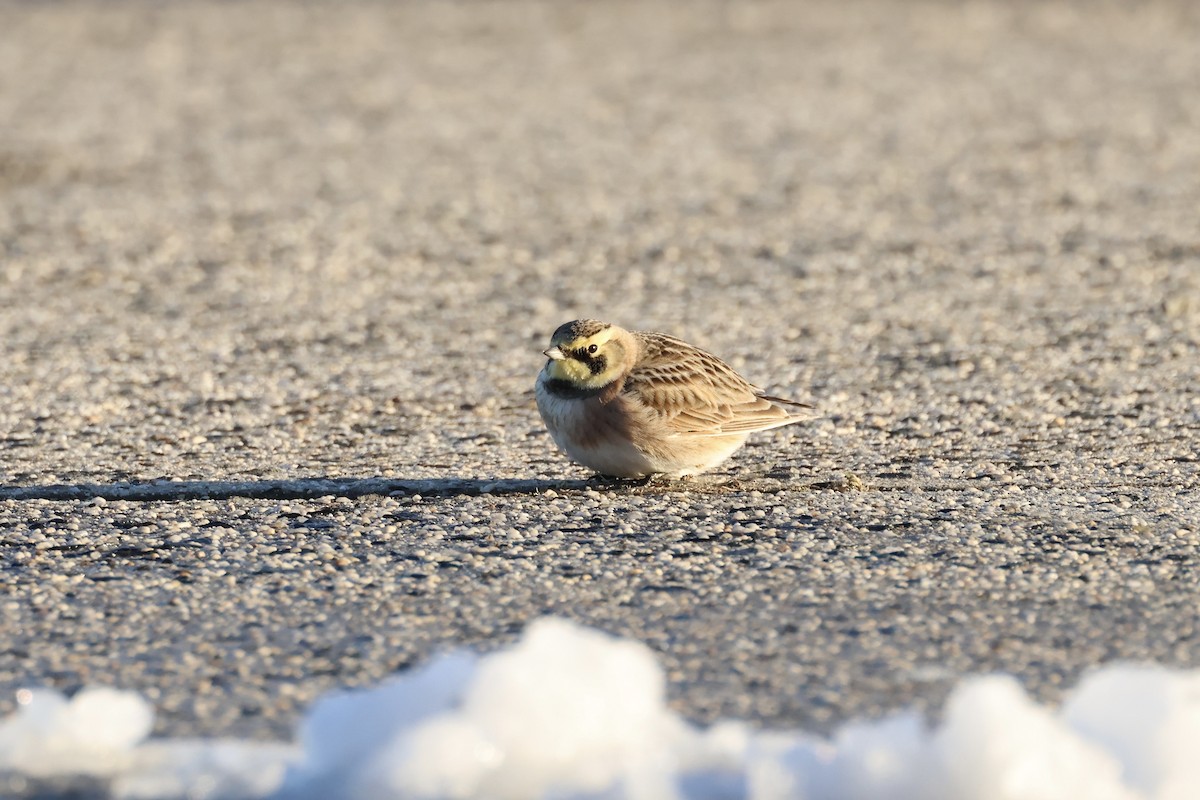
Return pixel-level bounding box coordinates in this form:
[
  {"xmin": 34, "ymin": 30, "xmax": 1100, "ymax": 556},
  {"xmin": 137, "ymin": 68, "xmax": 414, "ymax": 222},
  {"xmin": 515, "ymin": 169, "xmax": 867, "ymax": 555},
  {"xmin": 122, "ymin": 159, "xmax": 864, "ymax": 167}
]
[{"xmin": 625, "ymin": 332, "xmax": 809, "ymax": 436}]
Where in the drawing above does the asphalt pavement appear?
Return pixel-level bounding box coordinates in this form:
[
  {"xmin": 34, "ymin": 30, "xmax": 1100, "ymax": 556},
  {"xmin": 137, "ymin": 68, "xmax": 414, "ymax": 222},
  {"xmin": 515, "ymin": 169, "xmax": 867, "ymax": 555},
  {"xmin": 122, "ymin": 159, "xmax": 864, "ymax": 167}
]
[{"xmin": 1, "ymin": 0, "xmax": 1198, "ymax": 751}]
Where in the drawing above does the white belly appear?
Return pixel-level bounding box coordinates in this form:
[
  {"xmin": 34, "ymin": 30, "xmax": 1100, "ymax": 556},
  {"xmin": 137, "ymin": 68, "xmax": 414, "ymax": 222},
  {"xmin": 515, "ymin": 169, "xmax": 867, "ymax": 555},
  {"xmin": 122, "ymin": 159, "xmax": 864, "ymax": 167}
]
[
  {"xmin": 535, "ymin": 374, "xmax": 748, "ymax": 478},
  {"xmin": 535, "ymin": 381, "xmax": 657, "ymax": 477}
]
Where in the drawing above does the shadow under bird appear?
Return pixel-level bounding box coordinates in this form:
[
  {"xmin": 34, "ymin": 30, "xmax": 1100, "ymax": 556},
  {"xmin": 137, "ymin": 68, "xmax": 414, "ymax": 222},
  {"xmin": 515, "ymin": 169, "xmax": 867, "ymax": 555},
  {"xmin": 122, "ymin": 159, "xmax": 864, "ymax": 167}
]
[{"xmin": 535, "ymin": 319, "xmax": 811, "ymax": 478}]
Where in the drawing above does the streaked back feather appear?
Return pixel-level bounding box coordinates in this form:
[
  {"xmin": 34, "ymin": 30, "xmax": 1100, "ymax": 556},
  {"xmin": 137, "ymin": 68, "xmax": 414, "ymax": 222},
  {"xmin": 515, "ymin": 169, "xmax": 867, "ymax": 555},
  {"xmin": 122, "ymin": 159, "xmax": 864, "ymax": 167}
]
[{"xmin": 626, "ymin": 331, "xmax": 809, "ymax": 436}]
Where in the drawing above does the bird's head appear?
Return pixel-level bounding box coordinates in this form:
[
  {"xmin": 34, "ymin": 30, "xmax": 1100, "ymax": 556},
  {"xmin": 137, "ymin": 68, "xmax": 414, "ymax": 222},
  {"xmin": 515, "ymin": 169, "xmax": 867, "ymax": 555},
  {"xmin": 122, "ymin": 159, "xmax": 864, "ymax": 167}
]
[{"xmin": 542, "ymin": 319, "xmax": 632, "ymax": 389}]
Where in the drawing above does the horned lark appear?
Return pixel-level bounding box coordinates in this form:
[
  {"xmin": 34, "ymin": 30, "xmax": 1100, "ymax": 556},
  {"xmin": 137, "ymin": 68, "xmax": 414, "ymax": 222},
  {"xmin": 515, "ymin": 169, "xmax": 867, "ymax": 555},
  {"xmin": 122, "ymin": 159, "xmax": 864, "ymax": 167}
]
[{"xmin": 535, "ymin": 319, "xmax": 810, "ymax": 478}]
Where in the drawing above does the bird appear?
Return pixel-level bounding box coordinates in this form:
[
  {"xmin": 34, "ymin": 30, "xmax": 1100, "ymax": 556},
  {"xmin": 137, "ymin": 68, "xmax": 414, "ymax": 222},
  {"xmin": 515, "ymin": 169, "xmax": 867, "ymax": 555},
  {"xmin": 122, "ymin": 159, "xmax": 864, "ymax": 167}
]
[{"xmin": 535, "ymin": 319, "xmax": 810, "ymax": 478}]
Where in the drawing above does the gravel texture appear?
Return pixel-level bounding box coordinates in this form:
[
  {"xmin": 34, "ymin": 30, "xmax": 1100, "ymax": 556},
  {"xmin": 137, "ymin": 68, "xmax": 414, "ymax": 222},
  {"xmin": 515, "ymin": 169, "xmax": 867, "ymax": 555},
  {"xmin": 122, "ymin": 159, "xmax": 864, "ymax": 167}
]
[{"xmin": 1, "ymin": 0, "xmax": 1199, "ymax": 754}]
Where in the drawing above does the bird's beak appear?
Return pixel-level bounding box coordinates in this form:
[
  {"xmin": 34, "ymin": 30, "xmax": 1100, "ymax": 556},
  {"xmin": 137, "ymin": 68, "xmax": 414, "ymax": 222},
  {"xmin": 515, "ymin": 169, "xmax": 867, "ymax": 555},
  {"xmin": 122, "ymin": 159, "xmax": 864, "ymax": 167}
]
[{"xmin": 543, "ymin": 346, "xmax": 566, "ymax": 361}]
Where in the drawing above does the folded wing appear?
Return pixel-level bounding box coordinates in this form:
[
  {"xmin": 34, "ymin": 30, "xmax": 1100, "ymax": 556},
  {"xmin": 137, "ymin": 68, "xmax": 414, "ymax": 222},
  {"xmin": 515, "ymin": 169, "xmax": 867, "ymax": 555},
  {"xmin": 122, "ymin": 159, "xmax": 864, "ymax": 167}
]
[{"xmin": 626, "ymin": 333, "xmax": 810, "ymax": 437}]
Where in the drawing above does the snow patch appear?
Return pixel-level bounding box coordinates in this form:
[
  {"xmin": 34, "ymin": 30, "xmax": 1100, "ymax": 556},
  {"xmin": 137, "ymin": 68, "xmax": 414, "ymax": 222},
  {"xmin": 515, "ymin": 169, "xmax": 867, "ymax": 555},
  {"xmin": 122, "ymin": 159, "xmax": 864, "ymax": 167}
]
[{"xmin": 1, "ymin": 618, "xmax": 1198, "ymax": 800}]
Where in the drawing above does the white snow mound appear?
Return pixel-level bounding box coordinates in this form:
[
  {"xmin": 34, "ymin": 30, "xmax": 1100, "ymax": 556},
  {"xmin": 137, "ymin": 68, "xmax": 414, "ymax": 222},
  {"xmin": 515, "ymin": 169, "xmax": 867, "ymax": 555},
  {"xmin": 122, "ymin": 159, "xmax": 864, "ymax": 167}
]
[{"xmin": 0, "ymin": 618, "xmax": 1197, "ymax": 800}]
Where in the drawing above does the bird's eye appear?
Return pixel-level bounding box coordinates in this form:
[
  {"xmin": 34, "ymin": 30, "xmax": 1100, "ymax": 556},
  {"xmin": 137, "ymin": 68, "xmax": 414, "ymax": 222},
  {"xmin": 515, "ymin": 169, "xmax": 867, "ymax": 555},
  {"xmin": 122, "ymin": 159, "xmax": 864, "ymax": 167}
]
[{"xmin": 587, "ymin": 344, "xmax": 598, "ymax": 354}]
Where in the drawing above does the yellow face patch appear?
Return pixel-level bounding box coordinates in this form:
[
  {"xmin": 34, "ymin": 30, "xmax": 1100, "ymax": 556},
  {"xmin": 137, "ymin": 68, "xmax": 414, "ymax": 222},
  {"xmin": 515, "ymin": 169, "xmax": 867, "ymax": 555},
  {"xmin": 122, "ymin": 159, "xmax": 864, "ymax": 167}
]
[
  {"xmin": 545, "ymin": 328, "xmax": 624, "ymax": 389},
  {"xmin": 546, "ymin": 356, "xmax": 594, "ymax": 384}
]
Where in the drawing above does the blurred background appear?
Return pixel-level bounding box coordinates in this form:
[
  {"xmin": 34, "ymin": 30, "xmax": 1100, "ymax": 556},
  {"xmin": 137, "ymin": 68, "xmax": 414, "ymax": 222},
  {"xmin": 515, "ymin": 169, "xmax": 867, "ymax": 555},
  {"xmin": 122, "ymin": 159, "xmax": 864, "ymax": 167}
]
[
  {"xmin": 1, "ymin": 2, "xmax": 1199, "ymax": 768},
  {"xmin": 3, "ymin": 0, "xmax": 1196, "ymax": 487}
]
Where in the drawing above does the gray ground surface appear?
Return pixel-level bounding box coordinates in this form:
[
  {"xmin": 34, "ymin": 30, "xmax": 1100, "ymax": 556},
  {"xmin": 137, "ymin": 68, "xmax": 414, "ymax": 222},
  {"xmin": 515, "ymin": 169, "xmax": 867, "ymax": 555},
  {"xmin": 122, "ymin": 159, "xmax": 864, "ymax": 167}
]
[{"xmin": 1, "ymin": 0, "xmax": 1198, "ymax": 763}]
